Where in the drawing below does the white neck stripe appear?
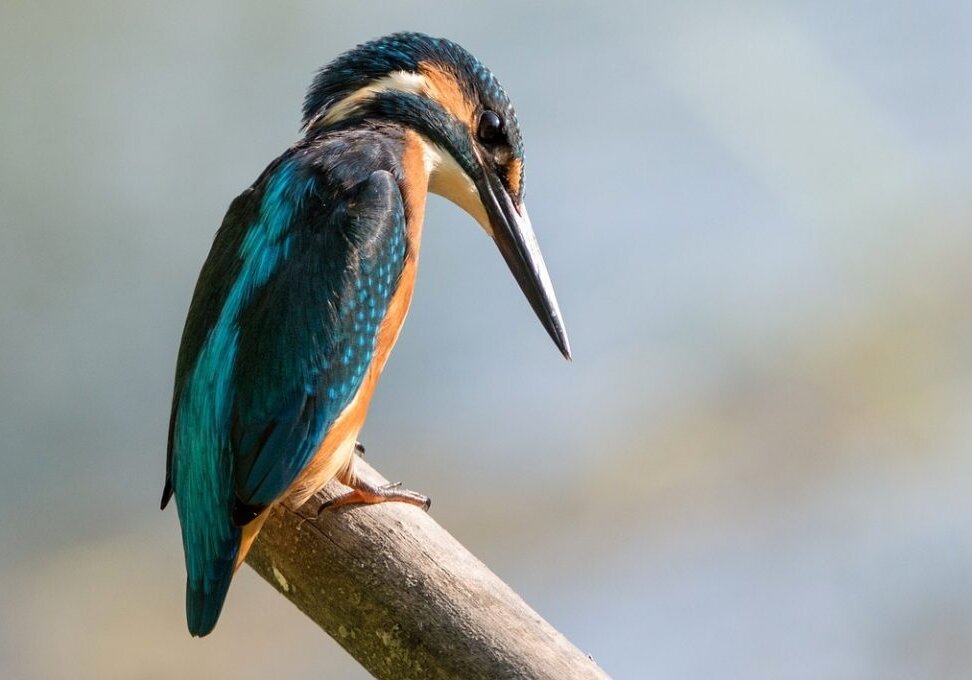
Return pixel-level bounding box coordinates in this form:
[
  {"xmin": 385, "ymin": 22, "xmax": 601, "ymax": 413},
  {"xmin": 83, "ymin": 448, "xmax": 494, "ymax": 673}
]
[{"xmin": 306, "ymin": 71, "xmax": 429, "ymax": 130}]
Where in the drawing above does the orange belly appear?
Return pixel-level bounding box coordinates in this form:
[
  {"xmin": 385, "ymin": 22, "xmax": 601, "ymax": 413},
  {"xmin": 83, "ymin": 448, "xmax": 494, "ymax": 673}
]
[{"xmin": 235, "ymin": 131, "xmax": 430, "ymax": 569}]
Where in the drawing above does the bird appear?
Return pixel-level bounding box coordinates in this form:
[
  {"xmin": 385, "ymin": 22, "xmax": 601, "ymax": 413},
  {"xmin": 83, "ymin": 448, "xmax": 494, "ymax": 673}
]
[{"xmin": 161, "ymin": 31, "xmax": 570, "ymax": 637}]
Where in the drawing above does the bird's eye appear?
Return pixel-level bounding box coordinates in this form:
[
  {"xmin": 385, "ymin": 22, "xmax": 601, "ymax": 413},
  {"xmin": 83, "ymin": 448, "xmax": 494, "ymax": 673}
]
[{"xmin": 477, "ymin": 110, "xmax": 505, "ymax": 145}]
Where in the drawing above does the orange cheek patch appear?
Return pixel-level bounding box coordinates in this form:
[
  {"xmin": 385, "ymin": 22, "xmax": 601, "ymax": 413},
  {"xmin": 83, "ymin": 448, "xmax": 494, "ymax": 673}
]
[
  {"xmin": 506, "ymin": 158, "xmax": 523, "ymax": 197},
  {"xmin": 419, "ymin": 63, "xmax": 476, "ymax": 126}
]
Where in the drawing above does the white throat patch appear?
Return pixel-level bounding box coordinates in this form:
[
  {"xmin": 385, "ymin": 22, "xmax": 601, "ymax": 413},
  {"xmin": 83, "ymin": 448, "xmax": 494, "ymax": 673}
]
[{"xmin": 418, "ymin": 138, "xmax": 492, "ymax": 237}]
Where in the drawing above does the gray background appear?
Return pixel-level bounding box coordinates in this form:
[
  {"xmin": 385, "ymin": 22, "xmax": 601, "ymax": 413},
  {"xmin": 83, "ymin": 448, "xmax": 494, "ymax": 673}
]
[{"xmin": 2, "ymin": 2, "xmax": 971, "ymax": 678}]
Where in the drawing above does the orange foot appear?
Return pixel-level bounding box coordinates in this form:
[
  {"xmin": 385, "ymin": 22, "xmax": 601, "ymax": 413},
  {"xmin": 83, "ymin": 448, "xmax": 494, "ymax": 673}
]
[{"xmin": 318, "ymin": 476, "xmax": 431, "ymax": 515}]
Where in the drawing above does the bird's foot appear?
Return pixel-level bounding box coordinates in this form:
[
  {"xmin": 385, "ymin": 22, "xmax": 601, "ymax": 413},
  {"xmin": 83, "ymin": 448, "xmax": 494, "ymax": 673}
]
[
  {"xmin": 317, "ymin": 476, "xmax": 430, "ymax": 515},
  {"xmin": 354, "ymin": 441, "xmax": 366, "ymax": 457}
]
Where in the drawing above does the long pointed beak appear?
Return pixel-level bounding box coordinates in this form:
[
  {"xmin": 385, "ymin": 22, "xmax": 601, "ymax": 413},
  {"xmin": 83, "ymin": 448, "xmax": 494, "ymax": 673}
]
[{"xmin": 478, "ymin": 172, "xmax": 571, "ymax": 360}]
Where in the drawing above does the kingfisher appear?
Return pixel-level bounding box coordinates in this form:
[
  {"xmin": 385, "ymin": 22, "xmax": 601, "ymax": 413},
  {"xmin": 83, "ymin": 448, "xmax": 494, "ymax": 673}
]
[{"xmin": 161, "ymin": 32, "xmax": 570, "ymax": 637}]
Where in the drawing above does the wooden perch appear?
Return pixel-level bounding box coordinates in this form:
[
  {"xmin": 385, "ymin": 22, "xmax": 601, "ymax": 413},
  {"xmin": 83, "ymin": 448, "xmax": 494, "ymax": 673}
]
[{"xmin": 246, "ymin": 458, "xmax": 609, "ymax": 679}]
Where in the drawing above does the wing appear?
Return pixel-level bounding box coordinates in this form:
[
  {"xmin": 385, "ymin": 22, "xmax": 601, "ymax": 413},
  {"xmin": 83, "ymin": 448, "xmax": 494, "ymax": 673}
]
[
  {"xmin": 167, "ymin": 153, "xmax": 317, "ymax": 634},
  {"xmin": 230, "ymin": 168, "xmax": 406, "ymax": 512},
  {"xmin": 166, "ymin": 153, "xmax": 405, "ymax": 635},
  {"xmin": 161, "ymin": 183, "xmax": 260, "ymax": 509}
]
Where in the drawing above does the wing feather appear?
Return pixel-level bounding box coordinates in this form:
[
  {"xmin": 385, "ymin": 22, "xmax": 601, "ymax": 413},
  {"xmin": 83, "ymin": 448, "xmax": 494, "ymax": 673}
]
[
  {"xmin": 165, "ymin": 152, "xmax": 405, "ymax": 635},
  {"xmin": 231, "ymin": 169, "xmax": 406, "ymax": 508}
]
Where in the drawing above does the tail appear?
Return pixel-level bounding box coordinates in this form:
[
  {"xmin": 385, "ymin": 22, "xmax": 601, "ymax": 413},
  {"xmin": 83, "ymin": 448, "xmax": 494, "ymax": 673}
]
[{"xmin": 185, "ymin": 540, "xmax": 239, "ymax": 637}]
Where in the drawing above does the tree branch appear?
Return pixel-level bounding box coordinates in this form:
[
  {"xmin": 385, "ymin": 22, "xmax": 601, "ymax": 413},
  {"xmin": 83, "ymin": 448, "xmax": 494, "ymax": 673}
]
[{"xmin": 246, "ymin": 459, "xmax": 608, "ymax": 679}]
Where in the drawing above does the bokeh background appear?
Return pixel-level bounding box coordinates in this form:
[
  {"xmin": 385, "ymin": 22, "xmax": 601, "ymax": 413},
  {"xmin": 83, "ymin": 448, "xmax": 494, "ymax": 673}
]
[{"xmin": 2, "ymin": 2, "xmax": 971, "ymax": 678}]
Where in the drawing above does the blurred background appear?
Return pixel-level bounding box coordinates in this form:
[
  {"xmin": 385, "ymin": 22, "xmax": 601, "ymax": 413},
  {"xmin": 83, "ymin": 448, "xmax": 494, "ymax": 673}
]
[{"xmin": 2, "ymin": 1, "xmax": 971, "ymax": 678}]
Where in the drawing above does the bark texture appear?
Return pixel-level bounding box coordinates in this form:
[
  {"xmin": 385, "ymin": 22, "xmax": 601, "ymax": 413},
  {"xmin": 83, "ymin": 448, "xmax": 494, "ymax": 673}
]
[{"xmin": 247, "ymin": 459, "xmax": 609, "ymax": 679}]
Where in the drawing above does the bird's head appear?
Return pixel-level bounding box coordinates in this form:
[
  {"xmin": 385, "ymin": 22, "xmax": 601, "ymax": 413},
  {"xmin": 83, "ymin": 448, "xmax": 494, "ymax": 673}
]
[{"xmin": 302, "ymin": 32, "xmax": 570, "ymax": 359}]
